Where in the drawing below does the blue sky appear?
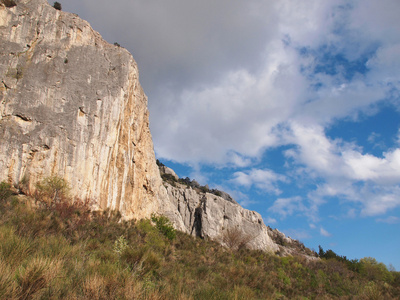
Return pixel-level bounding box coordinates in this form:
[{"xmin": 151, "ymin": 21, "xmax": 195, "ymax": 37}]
[{"xmin": 56, "ymin": 0, "xmax": 400, "ymax": 270}]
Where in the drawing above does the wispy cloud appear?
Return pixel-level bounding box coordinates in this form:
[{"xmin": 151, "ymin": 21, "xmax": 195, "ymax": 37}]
[
  {"xmin": 320, "ymin": 227, "xmax": 332, "ymax": 237},
  {"xmin": 376, "ymin": 216, "xmax": 400, "ymax": 224},
  {"xmin": 284, "ymin": 229, "xmax": 311, "ymax": 240},
  {"xmin": 268, "ymin": 196, "xmax": 305, "ymax": 218},
  {"xmin": 265, "ymin": 217, "xmax": 277, "ymax": 225}
]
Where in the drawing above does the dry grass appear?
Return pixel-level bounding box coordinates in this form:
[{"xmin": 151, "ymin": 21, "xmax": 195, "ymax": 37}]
[
  {"xmin": 220, "ymin": 227, "xmax": 254, "ymax": 251},
  {"xmin": 0, "ymin": 181, "xmax": 399, "ymax": 299}
]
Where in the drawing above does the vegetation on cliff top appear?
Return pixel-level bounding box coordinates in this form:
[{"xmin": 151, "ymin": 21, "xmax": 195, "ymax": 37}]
[
  {"xmin": 157, "ymin": 159, "xmax": 224, "ymax": 197},
  {"xmin": 0, "ymin": 179, "xmax": 399, "ymax": 299}
]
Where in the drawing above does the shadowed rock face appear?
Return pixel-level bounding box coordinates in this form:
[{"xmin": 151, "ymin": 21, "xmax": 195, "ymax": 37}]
[{"xmin": 0, "ymin": 0, "xmax": 167, "ymax": 219}]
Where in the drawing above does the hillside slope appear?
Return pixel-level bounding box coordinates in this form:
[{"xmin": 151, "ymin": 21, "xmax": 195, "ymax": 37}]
[{"xmin": 0, "ymin": 185, "xmax": 399, "ymax": 299}]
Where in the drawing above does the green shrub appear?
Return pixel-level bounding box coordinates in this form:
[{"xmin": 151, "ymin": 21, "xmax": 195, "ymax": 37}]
[
  {"xmin": 161, "ymin": 173, "xmax": 178, "ymax": 183},
  {"xmin": 151, "ymin": 214, "xmax": 176, "ymax": 240},
  {"xmin": 0, "ymin": 181, "xmax": 12, "ymax": 202},
  {"xmin": 53, "ymin": 2, "xmax": 61, "ymax": 10},
  {"xmin": 113, "ymin": 235, "xmax": 129, "ymax": 256},
  {"xmin": 211, "ymin": 189, "xmax": 222, "ymax": 197},
  {"xmin": 35, "ymin": 175, "xmax": 70, "ymax": 206}
]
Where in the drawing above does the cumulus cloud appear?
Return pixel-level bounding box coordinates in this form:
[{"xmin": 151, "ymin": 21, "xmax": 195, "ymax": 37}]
[
  {"xmin": 285, "ymin": 123, "xmax": 400, "ymax": 217},
  {"xmin": 232, "ymin": 168, "xmax": 287, "ymax": 195}
]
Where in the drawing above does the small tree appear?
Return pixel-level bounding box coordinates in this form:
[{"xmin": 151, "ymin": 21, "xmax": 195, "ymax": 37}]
[
  {"xmin": 53, "ymin": 2, "xmax": 62, "ymax": 10},
  {"xmin": 35, "ymin": 176, "xmax": 70, "ymax": 206},
  {"xmin": 151, "ymin": 214, "xmax": 176, "ymax": 240}
]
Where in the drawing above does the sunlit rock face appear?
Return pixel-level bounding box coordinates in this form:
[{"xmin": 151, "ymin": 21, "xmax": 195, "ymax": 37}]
[
  {"xmin": 159, "ymin": 167, "xmax": 319, "ymax": 256},
  {"xmin": 159, "ymin": 171, "xmax": 280, "ymax": 253},
  {"xmin": 0, "ymin": 0, "xmax": 167, "ymax": 219}
]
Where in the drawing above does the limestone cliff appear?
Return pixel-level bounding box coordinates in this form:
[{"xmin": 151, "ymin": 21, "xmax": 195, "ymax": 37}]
[
  {"xmin": 159, "ymin": 166, "xmax": 317, "ymax": 256},
  {"xmin": 0, "ymin": 0, "xmax": 168, "ymax": 219}
]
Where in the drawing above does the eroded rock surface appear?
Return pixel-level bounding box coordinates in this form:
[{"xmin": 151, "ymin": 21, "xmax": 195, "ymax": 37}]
[
  {"xmin": 159, "ymin": 167, "xmax": 318, "ymax": 257},
  {"xmin": 0, "ymin": 0, "xmax": 167, "ymax": 219},
  {"xmin": 162, "ymin": 181, "xmax": 279, "ymax": 252}
]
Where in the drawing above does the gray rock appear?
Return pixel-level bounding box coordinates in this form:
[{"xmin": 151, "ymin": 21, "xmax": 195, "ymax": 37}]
[
  {"xmin": 161, "ymin": 182, "xmax": 280, "ymax": 253},
  {"xmin": 159, "ymin": 165, "xmax": 179, "ymax": 181},
  {"xmin": 160, "ymin": 168, "xmax": 318, "ymax": 257}
]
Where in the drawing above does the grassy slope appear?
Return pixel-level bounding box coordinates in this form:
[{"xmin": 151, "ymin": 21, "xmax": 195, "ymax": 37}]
[{"xmin": 0, "ymin": 183, "xmax": 399, "ymax": 299}]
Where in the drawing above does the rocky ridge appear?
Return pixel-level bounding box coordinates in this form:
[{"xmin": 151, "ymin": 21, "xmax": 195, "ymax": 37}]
[{"xmin": 159, "ymin": 166, "xmax": 317, "ymax": 257}]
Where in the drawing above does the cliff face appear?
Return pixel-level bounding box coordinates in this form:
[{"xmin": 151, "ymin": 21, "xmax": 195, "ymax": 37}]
[
  {"xmin": 0, "ymin": 0, "xmax": 167, "ymax": 219},
  {"xmin": 162, "ymin": 182, "xmax": 280, "ymax": 253},
  {"xmin": 159, "ymin": 167, "xmax": 317, "ymax": 256}
]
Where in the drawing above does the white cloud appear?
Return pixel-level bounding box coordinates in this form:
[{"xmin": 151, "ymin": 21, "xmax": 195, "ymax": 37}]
[
  {"xmin": 218, "ymin": 188, "xmax": 256, "ymax": 207},
  {"xmin": 265, "ymin": 217, "xmax": 277, "ymax": 225},
  {"xmin": 281, "ymin": 121, "xmax": 400, "ymax": 217},
  {"xmin": 343, "ymin": 149, "xmax": 400, "ymax": 183},
  {"xmin": 320, "ymin": 227, "xmax": 332, "ymax": 237},
  {"xmin": 150, "ymin": 0, "xmax": 399, "ymax": 167},
  {"xmin": 268, "ymin": 196, "xmax": 305, "ymax": 218},
  {"xmin": 319, "ymin": 227, "xmax": 332, "ymax": 237},
  {"xmin": 284, "ymin": 229, "xmax": 311, "ymax": 240},
  {"xmin": 360, "ymin": 186, "xmax": 400, "ymax": 216},
  {"xmin": 226, "ymin": 152, "xmax": 254, "ymax": 168},
  {"xmin": 285, "ymin": 124, "xmax": 344, "ymax": 177},
  {"xmin": 232, "ymin": 169, "xmax": 287, "ymax": 195},
  {"xmin": 376, "ymin": 216, "xmax": 400, "ymax": 224}
]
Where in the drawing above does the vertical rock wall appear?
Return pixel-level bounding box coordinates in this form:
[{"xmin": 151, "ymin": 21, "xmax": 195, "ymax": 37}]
[{"xmin": 0, "ymin": 0, "xmax": 167, "ymax": 219}]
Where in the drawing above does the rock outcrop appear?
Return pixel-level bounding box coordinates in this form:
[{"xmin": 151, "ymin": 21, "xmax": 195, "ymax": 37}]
[
  {"xmin": 162, "ymin": 181, "xmax": 279, "ymax": 252},
  {"xmin": 0, "ymin": 0, "xmax": 167, "ymax": 219},
  {"xmin": 159, "ymin": 167, "xmax": 317, "ymax": 256}
]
